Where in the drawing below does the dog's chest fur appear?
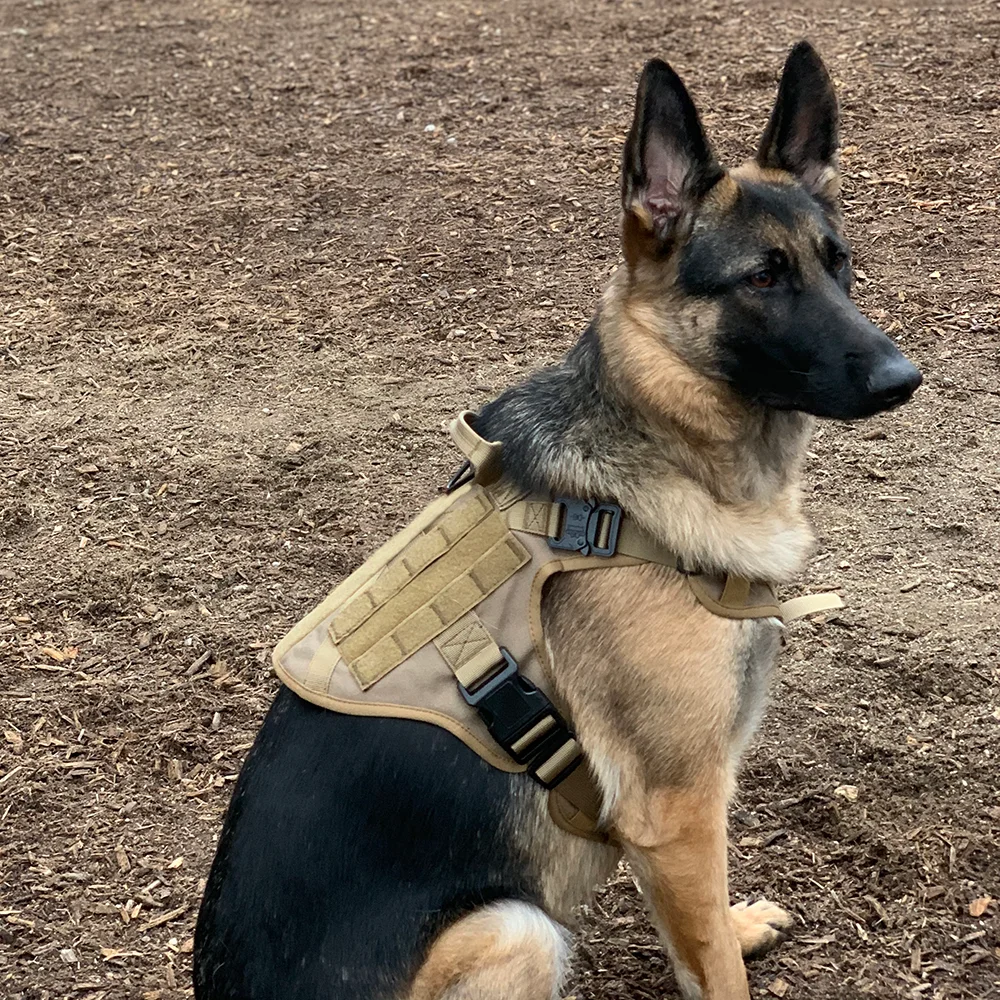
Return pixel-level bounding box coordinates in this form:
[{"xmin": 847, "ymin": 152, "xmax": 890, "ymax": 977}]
[{"xmin": 730, "ymin": 616, "xmax": 783, "ymax": 759}]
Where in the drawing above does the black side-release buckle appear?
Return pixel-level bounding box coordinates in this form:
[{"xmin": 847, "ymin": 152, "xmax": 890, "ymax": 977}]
[
  {"xmin": 458, "ymin": 648, "xmax": 581, "ymax": 788},
  {"xmin": 548, "ymin": 499, "xmax": 622, "ymax": 557}
]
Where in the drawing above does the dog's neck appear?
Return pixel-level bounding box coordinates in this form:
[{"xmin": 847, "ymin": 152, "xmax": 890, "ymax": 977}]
[{"xmin": 475, "ymin": 310, "xmax": 816, "ymax": 583}]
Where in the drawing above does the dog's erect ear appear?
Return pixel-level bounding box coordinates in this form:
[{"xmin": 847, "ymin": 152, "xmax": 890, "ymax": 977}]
[
  {"xmin": 621, "ymin": 59, "xmax": 723, "ymax": 248},
  {"xmin": 757, "ymin": 41, "xmax": 841, "ymax": 203}
]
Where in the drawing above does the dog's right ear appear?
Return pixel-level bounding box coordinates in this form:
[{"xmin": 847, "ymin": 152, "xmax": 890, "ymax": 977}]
[{"xmin": 621, "ymin": 59, "xmax": 723, "ymax": 254}]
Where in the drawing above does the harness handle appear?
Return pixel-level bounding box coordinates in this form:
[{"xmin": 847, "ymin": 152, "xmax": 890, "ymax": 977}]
[{"xmin": 449, "ymin": 411, "xmax": 503, "ymax": 487}]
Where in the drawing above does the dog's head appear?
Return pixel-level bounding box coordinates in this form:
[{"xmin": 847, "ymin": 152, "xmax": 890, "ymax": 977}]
[{"xmin": 619, "ymin": 42, "xmax": 921, "ymax": 421}]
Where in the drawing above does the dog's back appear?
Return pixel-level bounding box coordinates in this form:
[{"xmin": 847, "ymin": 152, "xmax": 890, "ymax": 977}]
[{"xmin": 193, "ymin": 687, "xmax": 539, "ymax": 999}]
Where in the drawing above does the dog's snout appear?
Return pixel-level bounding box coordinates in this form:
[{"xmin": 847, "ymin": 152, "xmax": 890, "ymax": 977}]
[{"xmin": 867, "ymin": 352, "xmax": 922, "ymax": 411}]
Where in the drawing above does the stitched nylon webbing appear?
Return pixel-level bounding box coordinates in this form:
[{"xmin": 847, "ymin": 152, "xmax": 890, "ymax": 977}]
[
  {"xmin": 330, "ymin": 492, "xmax": 493, "ymax": 642},
  {"xmin": 433, "ymin": 612, "xmax": 505, "ymax": 690},
  {"xmin": 506, "ymin": 499, "xmax": 678, "ymax": 568},
  {"xmin": 485, "ymin": 477, "xmax": 529, "ymax": 511},
  {"xmin": 434, "ymin": 609, "xmax": 592, "ymax": 822},
  {"xmin": 719, "ymin": 574, "xmax": 750, "ymax": 608},
  {"xmin": 778, "ymin": 591, "xmax": 844, "ymax": 620},
  {"xmin": 340, "ymin": 515, "xmax": 530, "ymax": 690},
  {"xmin": 451, "ymin": 411, "xmax": 503, "ymax": 485}
]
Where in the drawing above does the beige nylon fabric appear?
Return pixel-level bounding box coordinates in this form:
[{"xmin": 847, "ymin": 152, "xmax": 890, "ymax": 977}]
[
  {"xmin": 273, "ymin": 485, "xmax": 546, "ymax": 774},
  {"xmin": 778, "ymin": 591, "xmax": 845, "ymax": 620}
]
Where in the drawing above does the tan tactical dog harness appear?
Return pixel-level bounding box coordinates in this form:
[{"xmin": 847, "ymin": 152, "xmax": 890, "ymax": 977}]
[{"xmin": 274, "ymin": 412, "xmax": 842, "ymax": 841}]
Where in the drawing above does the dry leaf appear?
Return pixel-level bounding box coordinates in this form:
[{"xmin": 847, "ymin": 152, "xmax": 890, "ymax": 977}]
[
  {"xmin": 4, "ymin": 730, "xmax": 23, "ymax": 752},
  {"xmin": 115, "ymin": 844, "xmax": 130, "ymax": 872},
  {"xmin": 179, "ymin": 937, "xmax": 195, "ymax": 954},
  {"xmin": 834, "ymin": 784, "xmax": 859, "ymax": 802},
  {"xmin": 768, "ymin": 977, "xmax": 790, "ymax": 997},
  {"xmin": 59, "ymin": 947, "xmax": 79, "ymax": 963},
  {"xmin": 167, "ymin": 856, "xmax": 185, "ymax": 869},
  {"xmin": 40, "ymin": 646, "xmax": 66, "ymax": 662},
  {"xmin": 969, "ymin": 896, "xmax": 993, "ymax": 917}
]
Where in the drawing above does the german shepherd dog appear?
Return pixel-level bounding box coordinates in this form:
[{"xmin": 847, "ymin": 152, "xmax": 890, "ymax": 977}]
[{"xmin": 194, "ymin": 42, "xmax": 920, "ymax": 1000}]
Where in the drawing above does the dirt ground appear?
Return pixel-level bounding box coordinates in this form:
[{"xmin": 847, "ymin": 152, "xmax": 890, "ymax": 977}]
[{"xmin": 1, "ymin": 0, "xmax": 998, "ymax": 997}]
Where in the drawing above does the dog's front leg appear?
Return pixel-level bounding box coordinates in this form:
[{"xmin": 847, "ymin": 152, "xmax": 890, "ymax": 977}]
[{"xmin": 620, "ymin": 780, "xmax": 749, "ymax": 1000}]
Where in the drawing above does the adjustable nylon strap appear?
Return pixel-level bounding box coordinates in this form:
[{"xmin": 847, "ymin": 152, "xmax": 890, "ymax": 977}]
[
  {"xmin": 434, "ymin": 611, "xmax": 589, "ymax": 795},
  {"xmin": 433, "ymin": 614, "xmax": 507, "ymax": 691},
  {"xmin": 507, "ymin": 498, "xmax": 842, "ymax": 623},
  {"xmin": 778, "ymin": 591, "xmax": 844, "ymax": 621},
  {"xmin": 506, "ymin": 499, "xmax": 678, "ymax": 568}
]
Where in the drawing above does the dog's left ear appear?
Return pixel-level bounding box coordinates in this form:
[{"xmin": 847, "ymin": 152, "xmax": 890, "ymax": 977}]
[
  {"xmin": 621, "ymin": 59, "xmax": 724, "ymax": 250},
  {"xmin": 757, "ymin": 41, "xmax": 841, "ymax": 204}
]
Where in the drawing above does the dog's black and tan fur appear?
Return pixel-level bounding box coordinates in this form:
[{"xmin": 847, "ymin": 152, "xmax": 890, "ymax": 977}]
[{"xmin": 194, "ymin": 43, "xmax": 921, "ymax": 1000}]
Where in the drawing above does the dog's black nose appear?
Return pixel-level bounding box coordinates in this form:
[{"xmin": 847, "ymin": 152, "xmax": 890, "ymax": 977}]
[{"xmin": 867, "ymin": 352, "xmax": 922, "ymax": 410}]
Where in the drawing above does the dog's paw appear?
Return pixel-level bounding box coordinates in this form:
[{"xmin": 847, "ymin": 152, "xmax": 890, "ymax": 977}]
[{"xmin": 730, "ymin": 899, "xmax": 795, "ymax": 960}]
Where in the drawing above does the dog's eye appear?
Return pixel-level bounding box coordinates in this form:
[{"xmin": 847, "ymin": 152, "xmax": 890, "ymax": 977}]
[
  {"xmin": 833, "ymin": 252, "xmax": 849, "ymax": 274},
  {"xmin": 748, "ymin": 269, "xmax": 776, "ymax": 289}
]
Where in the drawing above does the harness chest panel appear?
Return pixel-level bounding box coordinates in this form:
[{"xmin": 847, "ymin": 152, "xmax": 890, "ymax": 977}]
[
  {"xmin": 272, "ymin": 412, "xmax": 844, "ymax": 841},
  {"xmin": 278, "ymin": 483, "xmax": 578, "ymax": 771}
]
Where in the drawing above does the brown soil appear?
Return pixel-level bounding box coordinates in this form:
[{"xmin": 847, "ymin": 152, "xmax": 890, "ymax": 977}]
[{"xmin": 2, "ymin": 1, "xmax": 998, "ymax": 998}]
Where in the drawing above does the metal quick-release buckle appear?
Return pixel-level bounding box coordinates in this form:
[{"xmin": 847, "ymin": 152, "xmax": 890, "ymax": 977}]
[
  {"xmin": 548, "ymin": 499, "xmax": 622, "ymax": 557},
  {"xmin": 458, "ymin": 648, "xmax": 582, "ymax": 788}
]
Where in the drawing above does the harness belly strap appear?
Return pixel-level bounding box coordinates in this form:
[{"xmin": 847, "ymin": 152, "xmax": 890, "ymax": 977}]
[{"xmin": 272, "ymin": 410, "xmax": 842, "ymax": 843}]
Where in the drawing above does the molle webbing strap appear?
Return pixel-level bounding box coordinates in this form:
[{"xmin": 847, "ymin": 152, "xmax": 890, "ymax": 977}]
[
  {"xmin": 450, "ymin": 410, "xmax": 503, "ymax": 486},
  {"xmin": 333, "ymin": 507, "xmax": 531, "ymax": 690},
  {"xmin": 330, "ymin": 492, "xmax": 495, "ymax": 642}
]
